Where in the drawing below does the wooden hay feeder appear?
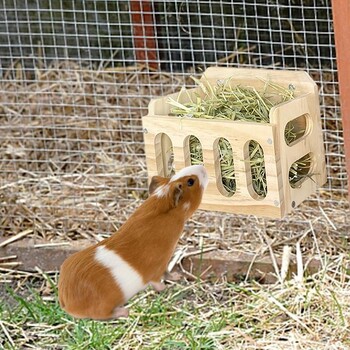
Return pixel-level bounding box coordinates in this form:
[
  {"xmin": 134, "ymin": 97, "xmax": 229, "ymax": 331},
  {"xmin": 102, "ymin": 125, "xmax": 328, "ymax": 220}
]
[{"xmin": 142, "ymin": 68, "xmax": 326, "ymax": 218}]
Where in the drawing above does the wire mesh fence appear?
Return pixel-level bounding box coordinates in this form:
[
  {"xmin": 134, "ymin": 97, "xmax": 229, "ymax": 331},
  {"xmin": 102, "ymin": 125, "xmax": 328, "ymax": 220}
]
[{"xmin": 0, "ymin": 1, "xmax": 347, "ymax": 249}]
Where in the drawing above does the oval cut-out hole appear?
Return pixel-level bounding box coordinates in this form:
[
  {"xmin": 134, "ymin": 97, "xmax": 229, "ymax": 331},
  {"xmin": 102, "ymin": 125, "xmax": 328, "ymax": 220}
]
[
  {"xmin": 216, "ymin": 138, "xmax": 235, "ymax": 196},
  {"xmin": 289, "ymin": 153, "xmax": 313, "ymax": 188},
  {"xmin": 285, "ymin": 114, "xmax": 308, "ymax": 146},
  {"xmin": 187, "ymin": 135, "xmax": 203, "ymax": 165},
  {"xmin": 154, "ymin": 133, "xmax": 174, "ymax": 177},
  {"xmin": 248, "ymin": 140, "xmax": 267, "ymax": 198}
]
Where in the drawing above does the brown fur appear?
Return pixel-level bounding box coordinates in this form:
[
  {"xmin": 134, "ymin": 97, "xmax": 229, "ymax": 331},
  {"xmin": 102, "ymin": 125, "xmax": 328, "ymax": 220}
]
[{"xmin": 58, "ymin": 172, "xmax": 205, "ymax": 320}]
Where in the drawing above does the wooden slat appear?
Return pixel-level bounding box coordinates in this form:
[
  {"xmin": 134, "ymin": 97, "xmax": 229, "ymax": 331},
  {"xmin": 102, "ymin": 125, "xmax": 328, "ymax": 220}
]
[
  {"xmin": 0, "ymin": 238, "xmax": 321, "ymax": 284},
  {"xmin": 143, "ymin": 115, "xmax": 283, "ymax": 217}
]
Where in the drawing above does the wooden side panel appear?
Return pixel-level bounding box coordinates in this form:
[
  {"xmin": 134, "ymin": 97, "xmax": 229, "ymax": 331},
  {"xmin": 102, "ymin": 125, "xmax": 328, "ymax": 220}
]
[
  {"xmin": 143, "ymin": 116, "xmax": 283, "ymax": 218},
  {"xmin": 269, "ymin": 93, "xmax": 327, "ymax": 212}
]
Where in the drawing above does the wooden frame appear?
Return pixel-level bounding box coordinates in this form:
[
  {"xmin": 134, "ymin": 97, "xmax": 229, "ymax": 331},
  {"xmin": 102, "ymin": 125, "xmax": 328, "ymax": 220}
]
[{"xmin": 142, "ymin": 68, "xmax": 327, "ymax": 218}]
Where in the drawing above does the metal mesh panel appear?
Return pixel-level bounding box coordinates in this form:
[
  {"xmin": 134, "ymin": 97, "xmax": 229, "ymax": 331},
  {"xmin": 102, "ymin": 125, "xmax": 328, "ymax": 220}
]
[{"xmin": 0, "ymin": 0, "xmax": 347, "ymax": 243}]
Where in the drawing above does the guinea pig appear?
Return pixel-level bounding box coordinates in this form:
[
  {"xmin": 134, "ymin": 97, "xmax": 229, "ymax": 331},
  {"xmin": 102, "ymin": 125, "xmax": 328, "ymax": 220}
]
[{"xmin": 58, "ymin": 165, "xmax": 208, "ymax": 320}]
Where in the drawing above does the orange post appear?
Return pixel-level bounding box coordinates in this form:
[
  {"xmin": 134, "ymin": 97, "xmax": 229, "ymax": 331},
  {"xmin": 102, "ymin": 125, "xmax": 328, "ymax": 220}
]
[
  {"xmin": 130, "ymin": 0, "xmax": 159, "ymax": 70},
  {"xmin": 332, "ymin": 0, "xmax": 350, "ymax": 195}
]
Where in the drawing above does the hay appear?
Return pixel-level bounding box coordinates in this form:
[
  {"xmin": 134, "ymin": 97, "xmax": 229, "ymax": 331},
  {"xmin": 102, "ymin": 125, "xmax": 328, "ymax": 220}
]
[
  {"xmin": 1, "ymin": 65, "xmax": 350, "ymax": 350},
  {"xmin": 0, "ymin": 61, "xmax": 191, "ymax": 240},
  {"xmin": 168, "ymin": 76, "xmax": 312, "ymax": 196},
  {"xmin": 0, "ymin": 61, "xmax": 348, "ymax": 270},
  {"xmin": 1, "ymin": 240, "xmax": 350, "ymax": 348}
]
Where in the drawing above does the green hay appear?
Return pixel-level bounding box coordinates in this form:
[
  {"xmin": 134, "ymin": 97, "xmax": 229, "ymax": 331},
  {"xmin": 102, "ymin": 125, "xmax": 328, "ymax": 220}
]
[
  {"xmin": 168, "ymin": 76, "xmax": 310, "ymax": 197},
  {"xmin": 218, "ymin": 138, "xmax": 236, "ymax": 194},
  {"xmin": 189, "ymin": 135, "xmax": 203, "ymax": 165}
]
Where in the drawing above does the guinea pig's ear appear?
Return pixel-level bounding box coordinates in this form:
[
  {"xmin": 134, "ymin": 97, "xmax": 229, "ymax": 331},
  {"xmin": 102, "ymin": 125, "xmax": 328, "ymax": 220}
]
[
  {"xmin": 171, "ymin": 183, "xmax": 183, "ymax": 208},
  {"xmin": 149, "ymin": 176, "xmax": 165, "ymax": 194}
]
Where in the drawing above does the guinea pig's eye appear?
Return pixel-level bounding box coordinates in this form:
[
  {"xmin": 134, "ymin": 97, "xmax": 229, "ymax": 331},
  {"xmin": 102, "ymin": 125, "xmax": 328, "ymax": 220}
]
[{"xmin": 187, "ymin": 178, "xmax": 195, "ymax": 187}]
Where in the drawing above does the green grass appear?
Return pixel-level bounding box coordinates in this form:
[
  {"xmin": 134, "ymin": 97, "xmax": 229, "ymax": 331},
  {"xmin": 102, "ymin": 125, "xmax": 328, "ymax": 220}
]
[
  {"xmin": 1, "ymin": 261, "xmax": 350, "ymax": 350},
  {"xmin": 0, "ymin": 276, "xmax": 236, "ymax": 350}
]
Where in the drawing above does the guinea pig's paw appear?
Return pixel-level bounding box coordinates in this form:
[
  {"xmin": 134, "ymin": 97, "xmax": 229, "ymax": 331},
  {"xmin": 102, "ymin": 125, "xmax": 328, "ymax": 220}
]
[
  {"xmin": 150, "ymin": 281, "xmax": 166, "ymax": 292},
  {"xmin": 112, "ymin": 306, "xmax": 129, "ymax": 319},
  {"xmin": 163, "ymin": 271, "xmax": 182, "ymax": 282}
]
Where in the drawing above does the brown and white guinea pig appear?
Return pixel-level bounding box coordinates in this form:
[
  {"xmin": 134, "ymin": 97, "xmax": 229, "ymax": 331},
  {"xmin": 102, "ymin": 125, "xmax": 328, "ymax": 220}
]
[{"xmin": 58, "ymin": 165, "xmax": 208, "ymax": 320}]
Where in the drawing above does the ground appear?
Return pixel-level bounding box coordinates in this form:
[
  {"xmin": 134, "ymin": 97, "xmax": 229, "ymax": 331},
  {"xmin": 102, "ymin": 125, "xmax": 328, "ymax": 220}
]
[
  {"xmin": 0, "ymin": 63, "xmax": 348, "ymax": 349},
  {"xmin": 1, "ymin": 258, "xmax": 350, "ymax": 350}
]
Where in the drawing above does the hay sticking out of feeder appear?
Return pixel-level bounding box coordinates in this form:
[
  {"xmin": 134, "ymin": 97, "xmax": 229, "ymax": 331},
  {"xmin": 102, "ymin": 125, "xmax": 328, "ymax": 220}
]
[
  {"xmin": 168, "ymin": 76, "xmax": 310, "ymax": 196},
  {"xmin": 169, "ymin": 77, "xmax": 295, "ymax": 122}
]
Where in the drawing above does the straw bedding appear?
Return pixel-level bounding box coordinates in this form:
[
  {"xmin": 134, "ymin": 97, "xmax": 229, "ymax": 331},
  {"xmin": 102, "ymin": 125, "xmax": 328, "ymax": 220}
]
[{"xmin": 0, "ymin": 61, "xmax": 349, "ymax": 264}]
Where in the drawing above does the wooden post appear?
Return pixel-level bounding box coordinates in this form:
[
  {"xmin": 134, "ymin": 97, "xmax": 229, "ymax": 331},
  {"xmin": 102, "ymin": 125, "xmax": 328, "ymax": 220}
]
[
  {"xmin": 332, "ymin": 0, "xmax": 350, "ymax": 195},
  {"xmin": 130, "ymin": 0, "xmax": 159, "ymax": 70}
]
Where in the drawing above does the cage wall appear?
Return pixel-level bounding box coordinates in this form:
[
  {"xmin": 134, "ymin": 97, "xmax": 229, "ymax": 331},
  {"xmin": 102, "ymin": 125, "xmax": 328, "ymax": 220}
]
[{"xmin": 0, "ymin": 0, "xmax": 347, "ymax": 245}]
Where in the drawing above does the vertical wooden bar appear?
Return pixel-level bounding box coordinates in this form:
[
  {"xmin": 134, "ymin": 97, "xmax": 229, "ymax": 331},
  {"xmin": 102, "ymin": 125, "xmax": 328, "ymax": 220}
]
[
  {"xmin": 332, "ymin": 0, "xmax": 350, "ymax": 196},
  {"xmin": 130, "ymin": 0, "xmax": 159, "ymax": 70}
]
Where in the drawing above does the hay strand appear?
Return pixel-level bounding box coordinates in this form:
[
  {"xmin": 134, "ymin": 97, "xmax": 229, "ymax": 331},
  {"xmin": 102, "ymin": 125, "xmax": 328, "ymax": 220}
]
[{"xmin": 168, "ymin": 75, "xmax": 313, "ymax": 196}]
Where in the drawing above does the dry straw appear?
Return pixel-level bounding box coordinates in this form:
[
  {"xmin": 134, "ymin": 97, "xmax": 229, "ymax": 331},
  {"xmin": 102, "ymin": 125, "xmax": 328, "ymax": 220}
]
[
  {"xmin": 0, "ymin": 62, "xmax": 341, "ymax": 248},
  {"xmin": 168, "ymin": 76, "xmax": 311, "ymax": 196}
]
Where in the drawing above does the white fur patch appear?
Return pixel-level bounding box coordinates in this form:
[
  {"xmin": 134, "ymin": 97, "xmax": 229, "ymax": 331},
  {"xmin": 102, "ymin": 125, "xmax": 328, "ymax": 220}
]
[
  {"xmin": 154, "ymin": 184, "xmax": 169, "ymax": 198},
  {"xmin": 170, "ymin": 165, "xmax": 209, "ymax": 189},
  {"xmin": 183, "ymin": 202, "xmax": 190, "ymax": 211},
  {"xmin": 95, "ymin": 245, "xmax": 145, "ymax": 302}
]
